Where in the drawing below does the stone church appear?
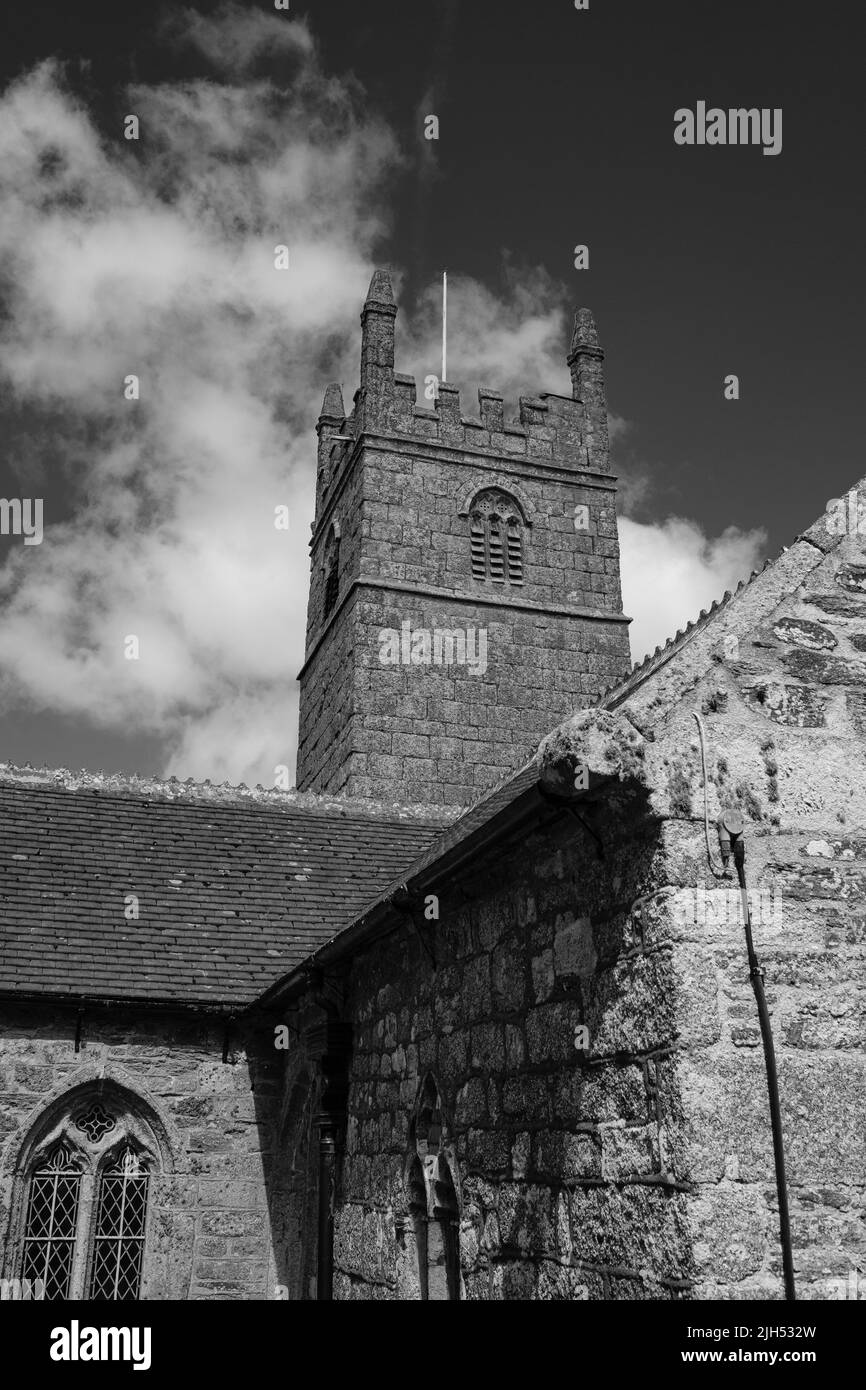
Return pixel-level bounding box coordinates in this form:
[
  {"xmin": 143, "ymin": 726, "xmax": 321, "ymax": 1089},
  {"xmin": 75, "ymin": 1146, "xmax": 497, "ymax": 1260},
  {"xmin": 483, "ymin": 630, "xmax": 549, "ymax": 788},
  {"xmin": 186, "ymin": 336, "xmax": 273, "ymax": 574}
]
[{"xmin": 0, "ymin": 272, "xmax": 863, "ymax": 1301}]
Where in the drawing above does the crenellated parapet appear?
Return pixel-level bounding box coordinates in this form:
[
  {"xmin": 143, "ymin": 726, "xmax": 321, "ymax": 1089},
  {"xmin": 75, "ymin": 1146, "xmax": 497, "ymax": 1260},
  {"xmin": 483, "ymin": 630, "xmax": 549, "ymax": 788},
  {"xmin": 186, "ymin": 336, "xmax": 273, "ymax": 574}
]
[
  {"xmin": 314, "ymin": 272, "xmax": 611, "ymax": 520},
  {"xmin": 383, "ymin": 379, "xmax": 594, "ymax": 467}
]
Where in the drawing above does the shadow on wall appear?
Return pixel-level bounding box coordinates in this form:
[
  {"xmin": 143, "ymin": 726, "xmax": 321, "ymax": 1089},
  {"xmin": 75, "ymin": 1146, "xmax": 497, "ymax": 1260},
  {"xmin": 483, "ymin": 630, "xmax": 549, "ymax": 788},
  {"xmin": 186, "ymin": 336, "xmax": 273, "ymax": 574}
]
[{"xmin": 249, "ymin": 1039, "xmax": 319, "ymax": 1302}]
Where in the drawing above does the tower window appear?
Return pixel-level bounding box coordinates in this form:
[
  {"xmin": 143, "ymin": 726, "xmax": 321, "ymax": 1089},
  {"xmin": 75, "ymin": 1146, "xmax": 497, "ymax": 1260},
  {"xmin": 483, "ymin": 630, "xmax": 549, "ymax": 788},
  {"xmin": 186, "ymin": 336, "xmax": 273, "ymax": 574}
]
[
  {"xmin": 323, "ymin": 525, "xmax": 341, "ymax": 620},
  {"xmin": 468, "ymin": 489, "xmax": 525, "ymax": 586},
  {"xmin": 506, "ymin": 517, "xmax": 523, "ymax": 582},
  {"xmin": 470, "ymin": 513, "xmax": 486, "ymax": 579}
]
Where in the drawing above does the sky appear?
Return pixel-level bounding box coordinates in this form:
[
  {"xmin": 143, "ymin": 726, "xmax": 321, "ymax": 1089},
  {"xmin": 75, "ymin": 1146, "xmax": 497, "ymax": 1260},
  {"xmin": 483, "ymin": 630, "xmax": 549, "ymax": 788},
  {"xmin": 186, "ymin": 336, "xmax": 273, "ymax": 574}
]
[{"xmin": 0, "ymin": 0, "xmax": 863, "ymax": 786}]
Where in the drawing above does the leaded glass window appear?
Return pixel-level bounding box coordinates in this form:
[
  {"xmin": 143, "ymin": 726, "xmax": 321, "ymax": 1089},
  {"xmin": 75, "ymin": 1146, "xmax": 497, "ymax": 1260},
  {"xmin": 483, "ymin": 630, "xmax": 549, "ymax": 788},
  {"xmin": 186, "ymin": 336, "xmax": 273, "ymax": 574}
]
[
  {"xmin": 16, "ymin": 1099, "xmax": 156, "ymax": 1301},
  {"xmin": 89, "ymin": 1146, "xmax": 150, "ymax": 1301},
  {"xmin": 19, "ymin": 1142, "xmax": 82, "ymax": 1300}
]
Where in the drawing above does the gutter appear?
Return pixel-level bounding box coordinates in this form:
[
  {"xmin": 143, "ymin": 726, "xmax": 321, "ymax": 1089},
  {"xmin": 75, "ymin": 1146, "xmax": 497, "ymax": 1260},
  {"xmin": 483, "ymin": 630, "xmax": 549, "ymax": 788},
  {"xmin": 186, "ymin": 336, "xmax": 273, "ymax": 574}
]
[{"xmin": 0, "ymin": 988, "xmax": 243, "ymax": 1017}]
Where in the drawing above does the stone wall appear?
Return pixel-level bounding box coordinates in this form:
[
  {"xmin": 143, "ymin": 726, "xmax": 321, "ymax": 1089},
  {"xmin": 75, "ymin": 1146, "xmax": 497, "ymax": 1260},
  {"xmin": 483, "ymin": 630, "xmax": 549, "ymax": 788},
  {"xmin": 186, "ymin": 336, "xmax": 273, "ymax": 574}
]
[
  {"xmin": 330, "ymin": 785, "xmax": 700, "ymax": 1300},
  {"xmin": 325, "ymin": 525, "xmax": 866, "ymax": 1299},
  {"xmin": 342, "ymin": 595, "xmax": 629, "ymax": 805},
  {"xmin": 0, "ymin": 1003, "xmax": 291, "ymax": 1300},
  {"xmin": 357, "ymin": 441, "xmax": 624, "ymax": 610},
  {"xmin": 630, "ymin": 533, "xmax": 866, "ymax": 1300}
]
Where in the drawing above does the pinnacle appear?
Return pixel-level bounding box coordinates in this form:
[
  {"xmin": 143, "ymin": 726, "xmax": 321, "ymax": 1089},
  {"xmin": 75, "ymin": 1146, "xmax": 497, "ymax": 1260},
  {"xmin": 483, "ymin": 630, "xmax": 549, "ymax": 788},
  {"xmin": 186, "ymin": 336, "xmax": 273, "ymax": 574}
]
[
  {"xmin": 320, "ymin": 383, "xmax": 345, "ymax": 418},
  {"xmin": 365, "ymin": 267, "xmax": 395, "ymax": 307},
  {"xmin": 570, "ymin": 307, "xmax": 600, "ymax": 353}
]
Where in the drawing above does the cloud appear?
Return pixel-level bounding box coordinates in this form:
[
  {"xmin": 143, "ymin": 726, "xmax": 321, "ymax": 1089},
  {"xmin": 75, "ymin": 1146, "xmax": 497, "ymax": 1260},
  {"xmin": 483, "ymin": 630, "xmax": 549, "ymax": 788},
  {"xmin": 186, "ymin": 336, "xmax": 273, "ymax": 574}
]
[
  {"xmin": 0, "ymin": 7, "xmax": 583, "ymax": 789},
  {"xmin": 159, "ymin": 3, "xmax": 315, "ymax": 76},
  {"xmin": 0, "ymin": 10, "xmax": 399, "ymax": 785},
  {"xmin": 619, "ymin": 516, "xmax": 767, "ymax": 664},
  {"xmin": 399, "ymin": 264, "xmax": 572, "ymax": 405},
  {"xmin": 0, "ymin": 4, "xmax": 764, "ymax": 787}
]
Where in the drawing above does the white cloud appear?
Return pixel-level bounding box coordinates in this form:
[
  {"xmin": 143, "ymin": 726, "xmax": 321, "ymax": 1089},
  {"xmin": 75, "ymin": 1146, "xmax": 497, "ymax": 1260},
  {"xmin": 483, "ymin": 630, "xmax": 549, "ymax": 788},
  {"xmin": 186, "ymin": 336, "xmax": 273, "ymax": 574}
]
[
  {"xmin": 159, "ymin": 3, "xmax": 315, "ymax": 76},
  {"xmin": 399, "ymin": 264, "xmax": 572, "ymax": 405},
  {"xmin": 0, "ymin": 5, "xmax": 764, "ymax": 787},
  {"xmin": 0, "ymin": 11, "xmax": 398, "ymax": 786},
  {"xmin": 619, "ymin": 516, "xmax": 767, "ymax": 665},
  {"xmin": 0, "ymin": 9, "xmax": 589, "ymax": 789}
]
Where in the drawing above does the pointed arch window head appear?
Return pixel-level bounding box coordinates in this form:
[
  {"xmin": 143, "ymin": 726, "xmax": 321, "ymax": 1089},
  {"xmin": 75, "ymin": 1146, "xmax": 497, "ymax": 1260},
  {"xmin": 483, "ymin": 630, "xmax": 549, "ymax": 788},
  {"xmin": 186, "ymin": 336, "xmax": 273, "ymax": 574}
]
[
  {"xmin": 468, "ymin": 489, "xmax": 524, "ymax": 586},
  {"xmin": 15, "ymin": 1092, "xmax": 160, "ymax": 1301}
]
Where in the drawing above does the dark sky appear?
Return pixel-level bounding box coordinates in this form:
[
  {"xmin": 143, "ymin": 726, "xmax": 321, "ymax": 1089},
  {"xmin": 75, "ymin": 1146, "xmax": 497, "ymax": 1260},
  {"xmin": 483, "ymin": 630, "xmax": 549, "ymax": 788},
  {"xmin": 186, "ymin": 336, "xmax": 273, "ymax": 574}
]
[
  {"xmin": 4, "ymin": 0, "xmax": 863, "ymax": 544},
  {"xmin": 1, "ymin": 0, "xmax": 863, "ymax": 776}
]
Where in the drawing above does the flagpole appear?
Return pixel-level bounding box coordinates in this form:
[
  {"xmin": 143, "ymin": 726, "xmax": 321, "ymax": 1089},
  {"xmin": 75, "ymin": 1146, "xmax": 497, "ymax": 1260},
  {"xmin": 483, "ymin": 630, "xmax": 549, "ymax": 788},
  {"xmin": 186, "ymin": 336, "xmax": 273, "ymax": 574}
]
[{"xmin": 442, "ymin": 270, "xmax": 447, "ymax": 385}]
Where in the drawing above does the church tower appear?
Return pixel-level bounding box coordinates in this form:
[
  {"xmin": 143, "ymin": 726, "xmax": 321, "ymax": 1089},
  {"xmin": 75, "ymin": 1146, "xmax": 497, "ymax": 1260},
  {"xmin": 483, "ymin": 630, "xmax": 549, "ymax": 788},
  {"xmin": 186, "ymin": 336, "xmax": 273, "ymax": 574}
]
[{"xmin": 296, "ymin": 271, "xmax": 631, "ymax": 806}]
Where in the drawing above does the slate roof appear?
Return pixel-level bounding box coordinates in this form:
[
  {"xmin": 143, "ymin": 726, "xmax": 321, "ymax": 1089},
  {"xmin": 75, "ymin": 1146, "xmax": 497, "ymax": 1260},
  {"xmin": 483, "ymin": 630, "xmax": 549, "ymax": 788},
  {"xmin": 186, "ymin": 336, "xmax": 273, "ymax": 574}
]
[
  {"xmin": 0, "ymin": 766, "xmax": 448, "ymax": 1009},
  {"xmin": 256, "ymin": 759, "xmax": 544, "ymax": 1003}
]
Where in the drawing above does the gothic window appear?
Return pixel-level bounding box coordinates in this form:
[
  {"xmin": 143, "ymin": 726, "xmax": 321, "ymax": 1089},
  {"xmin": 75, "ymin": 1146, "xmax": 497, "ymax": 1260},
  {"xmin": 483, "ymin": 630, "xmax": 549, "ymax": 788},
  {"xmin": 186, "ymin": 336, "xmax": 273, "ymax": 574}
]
[
  {"xmin": 407, "ymin": 1075, "xmax": 460, "ymax": 1301},
  {"xmin": 15, "ymin": 1094, "xmax": 157, "ymax": 1301},
  {"xmin": 323, "ymin": 523, "xmax": 341, "ymax": 620},
  {"xmin": 468, "ymin": 490, "xmax": 524, "ymax": 586},
  {"xmin": 20, "ymin": 1142, "xmax": 83, "ymax": 1300},
  {"xmin": 89, "ymin": 1145, "xmax": 151, "ymax": 1301}
]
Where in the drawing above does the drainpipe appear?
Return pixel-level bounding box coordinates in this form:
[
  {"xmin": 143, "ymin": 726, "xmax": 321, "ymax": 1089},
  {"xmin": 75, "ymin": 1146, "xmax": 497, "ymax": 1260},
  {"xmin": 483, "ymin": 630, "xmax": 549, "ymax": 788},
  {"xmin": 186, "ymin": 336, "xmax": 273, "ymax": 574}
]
[
  {"xmin": 718, "ymin": 810, "xmax": 796, "ymax": 1302},
  {"xmin": 316, "ymin": 1121, "xmax": 338, "ymax": 1302},
  {"xmin": 305, "ymin": 1007, "xmax": 352, "ymax": 1302},
  {"xmin": 695, "ymin": 716, "xmax": 796, "ymax": 1298}
]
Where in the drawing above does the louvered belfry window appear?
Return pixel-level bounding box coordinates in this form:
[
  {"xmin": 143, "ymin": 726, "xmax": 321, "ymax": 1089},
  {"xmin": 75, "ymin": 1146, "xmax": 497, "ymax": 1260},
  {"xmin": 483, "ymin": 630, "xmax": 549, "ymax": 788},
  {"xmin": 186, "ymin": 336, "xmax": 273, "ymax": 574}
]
[
  {"xmin": 470, "ymin": 512, "xmax": 486, "ymax": 578},
  {"xmin": 18, "ymin": 1099, "xmax": 155, "ymax": 1301},
  {"xmin": 20, "ymin": 1142, "xmax": 82, "ymax": 1299},
  {"xmin": 506, "ymin": 517, "xmax": 524, "ymax": 583},
  {"xmin": 468, "ymin": 490, "xmax": 524, "ymax": 586},
  {"xmin": 89, "ymin": 1145, "xmax": 150, "ymax": 1301}
]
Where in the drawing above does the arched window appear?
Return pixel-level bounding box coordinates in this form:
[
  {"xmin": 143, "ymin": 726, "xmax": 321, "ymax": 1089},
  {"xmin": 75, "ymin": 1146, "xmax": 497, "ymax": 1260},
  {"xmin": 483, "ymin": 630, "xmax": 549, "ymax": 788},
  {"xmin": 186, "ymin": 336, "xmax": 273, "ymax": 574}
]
[
  {"xmin": 20, "ymin": 1141, "xmax": 83, "ymax": 1299},
  {"xmin": 468, "ymin": 489, "xmax": 524, "ymax": 586},
  {"xmin": 89, "ymin": 1144, "xmax": 151, "ymax": 1301},
  {"xmin": 14, "ymin": 1095, "xmax": 157, "ymax": 1301},
  {"xmin": 406, "ymin": 1075, "xmax": 460, "ymax": 1300},
  {"xmin": 323, "ymin": 522, "xmax": 341, "ymax": 620}
]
